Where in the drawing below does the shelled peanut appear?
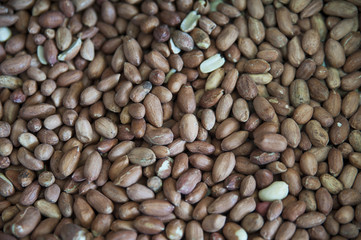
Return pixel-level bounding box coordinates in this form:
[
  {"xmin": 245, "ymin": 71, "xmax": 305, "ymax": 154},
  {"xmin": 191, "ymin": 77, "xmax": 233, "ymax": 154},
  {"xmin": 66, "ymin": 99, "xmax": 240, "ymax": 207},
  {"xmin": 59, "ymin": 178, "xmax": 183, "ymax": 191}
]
[{"xmin": 0, "ymin": 0, "xmax": 361, "ymax": 239}]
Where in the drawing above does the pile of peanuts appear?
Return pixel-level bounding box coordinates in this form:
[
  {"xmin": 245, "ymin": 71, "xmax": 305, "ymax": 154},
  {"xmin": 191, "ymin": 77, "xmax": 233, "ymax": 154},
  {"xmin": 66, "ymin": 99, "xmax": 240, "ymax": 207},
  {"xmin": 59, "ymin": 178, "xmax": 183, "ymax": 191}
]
[{"xmin": 0, "ymin": 0, "xmax": 361, "ymax": 239}]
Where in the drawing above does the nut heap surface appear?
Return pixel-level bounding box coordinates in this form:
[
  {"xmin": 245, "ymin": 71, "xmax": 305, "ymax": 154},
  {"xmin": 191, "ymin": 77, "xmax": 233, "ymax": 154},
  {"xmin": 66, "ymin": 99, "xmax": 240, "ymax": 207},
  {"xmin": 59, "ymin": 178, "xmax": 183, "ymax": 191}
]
[{"xmin": 0, "ymin": 0, "xmax": 361, "ymax": 239}]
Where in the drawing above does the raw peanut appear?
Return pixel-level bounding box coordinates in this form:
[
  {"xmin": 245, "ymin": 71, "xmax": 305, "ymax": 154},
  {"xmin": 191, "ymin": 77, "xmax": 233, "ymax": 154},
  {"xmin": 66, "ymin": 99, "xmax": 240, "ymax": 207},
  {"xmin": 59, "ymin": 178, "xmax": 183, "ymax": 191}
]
[
  {"xmin": 187, "ymin": 142, "xmax": 215, "ymax": 156},
  {"xmin": 349, "ymin": 107, "xmax": 361, "ymax": 130},
  {"xmin": 123, "ymin": 36, "xmax": 143, "ymax": 66},
  {"xmin": 113, "ymin": 165, "xmax": 142, "ymax": 187},
  {"xmin": 11, "ymin": 207, "xmax": 41, "ymax": 238},
  {"xmin": 247, "ymin": 73, "xmax": 272, "ymax": 85},
  {"xmin": 247, "ymin": 0, "xmax": 264, "ymax": 19},
  {"xmin": 199, "ymin": 54, "xmax": 225, "ymax": 74},
  {"xmin": 191, "ymin": 28, "xmax": 210, "ymax": 50},
  {"xmin": 236, "ymin": 74, "xmax": 258, "ymax": 100},
  {"xmin": 38, "ymin": 11, "xmax": 64, "ymax": 28},
  {"xmin": 230, "ymin": 196, "xmax": 256, "ymax": 222},
  {"xmin": 240, "ymin": 175, "xmax": 256, "ymax": 197},
  {"xmin": 58, "ymin": 147, "xmax": 81, "ymax": 179},
  {"xmin": 83, "ymin": 151, "xmax": 102, "ymax": 182},
  {"xmin": 139, "ymin": 199, "xmax": 174, "ymax": 217},
  {"xmin": 300, "ymin": 0, "xmax": 322, "ymax": 18},
  {"xmin": 344, "ymin": 50, "xmax": 361, "ymax": 73},
  {"xmin": 94, "ymin": 117, "xmax": 117, "ymax": 139},
  {"xmin": 330, "ymin": 18, "xmax": 354, "ymax": 41},
  {"xmin": 282, "ymin": 200, "xmax": 306, "ymax": 222},
  {"xmin": 216, "ymin": 24, "xmax": 239, "ymax": 51},
  {"xmin": 221, "ymin": 131, "xmax": 248, "ymax": 151},
  {"xmin": 73, "ymin": 196, "xmax": 95, "ymax": 228},
  {"xmin": 176, "ymin": 168, "xmax": 201, "ymax": 194},
  {"xmin": 244, "ymin": 59, "xmax": 271, "ymax": 74},
  {"xmin": 216, "ymin": 94, "xmax": 233, "ymax": 122},
  {"xmin": 144, "ymin": 93, "xmax": 163, "ymax": 128},
  {"xmin": 57, "ymin": 70, "xmax": 83, "ymax": 87},
  {"xmin": 277, "ymin": 7, "xmax": 294, "ymax": 37},
  {"xmin": 182, "ymin": 50, "xmax": 204, "ymax": 69},
  {"xmin": 102, "ymin": 182, "xmax": 128, "ymax": 204},
  {"xmin": 58, "ymin": 38, "xmax": 82, "ymax": 62},
  {"xmin": 258, "ymin": 181, "xmax": 289, "ymax": 201},
  {"xmin": 56, "ymin": 27, "xmax": 72, "ymax": 51},
  {"xmin": 200, "ymin": 88, "xmax": 224, "ymax": 109},
  {"xmin": 0, "ymin": 76, "xmax": 22, "ymax": 90},
  {"xmin": 186, "ymin": 221, "xmax": 204, "ymax": 239},
  {"xmin": 300, "ymin": 152, "xmax": 317, "ymax": 176},
  {"xmin": 202, "ymin": 214, "xmax": 226, "ymax": 233},
  {"xmin": 305, "ymin": 120, "xmax": 329, "ymax": 147},
  {"xmin": 208, "ymin": 191, "xmax": 239, "ymax": 214},
  {"xmin": 338, "ymin": 189, "xmax": 361, "ymax": 206},
  {"xmin": 266, "ymin": 28, "xmax": 288, "ymax": 48},
  {"xmin": 0, "ymin": 173, "xmax": 15, "ymax": 197},
  {"xmin": 205, "ymin": 68, "xmax": 224, "ymax": 91},
  {"xmin": 282, "ymin": 168, "xmax": 302, "ymax": 196},
  {"xmin": 144, "ymin": 125, "xmax": 174, "ymax": 146},
  {"xmin": 217, "ymin": 3, "xmax": 241, "ymax": 18},
  {"xmin": 329, "ymin": 115, "xmax": 350, "ymax": 145},
  {"xmin": 296, "ymin": 212, "xmax": 326, "ymax": 228},
  {"xmin": 128, "ymin": 147, "xmax": 156, "ymax": 167},
  {"xmin": 320, "ymin": 173, "xmax": 344, "ymax": 194},
  {"xmin": 254, "ymin": 133, "xmax": 287, "ymax": 153},
  {"xmin": 86, "ymin": 189, "xmax": 114, "ymax": 214},
  {"xmin": 260, "ymin": 217, "xmax": 282, "ymax": 240},
  {"xmin": 328, "ymin": 148, "xmax": 344, "ymax": 177},
  {"xmin": 290, "ymin": 0, "xmax": 312, "ymax": 13},
  {"xmin": 31, "ymin": 218, "xmax": 59, "ymax": 239},
  {"xmin": 232, "ymin": 98, "xmax": 249, "ymax": 122},
  {"xmin": 341, "ymin": 32, "xmax": 361, "ymax": 56},
  {"xmin": 276, "ymin": 222, "xmax": 297, "ymax": 240},
  {"xmin": 248, "ymin": 17, "xmax": 265, "ymax": 45},
  {"xmin": 296, "ymin": 58, "xmax": 316, "ymax": 80},
  {"xmin": 19, "ymin": 181, "xmax": 41, "ymax": 206},
  {"xmin": 323, "ymin": 1, "xmax": 358, "ymax": 18},
  {"xmin": 177, "ymin": 85, "xmax": 196, "ymax": 113},
  {"xmin": 313, "ymin": 107, "xmax": 334, "ymax": 128},
  {"xmin": 302, "ymin": 29, "xmax": 320, "ymax": 55},
  {"xmin": 323, "ymin": 90, "xmax": 342, "ymax": 118},
  {"xmin": 172, "ymin": 30, "xmax": 194, "ymax": 52},
  {"xmin": 144, "ymin": 50, "xmax": 170, "ymax": 73},
  {"xmin": 250, "ymin": 149, "xmax": 280, "ymax": 166},
  {"xmin": 179, "ymin": 114, "xmax": 198, "ymax": 143},
  {"xmin": 165, "ymin": 219, "xmax": 186, "ymax": 240},
  {"xmin": 212, "ymin": 152, "xmax": 236, "ymax": 183},
  {"xmin": 288, "ymin": 36, "xmax": 305, "ymax": 67},
  {"xmin": 253, "ymin": 96, "xmax": 275, "ymax": 122},
  {"xmin": 243, "ymin": 214, "xmax": 264, "ymax": 234},
  {"xmin": 325, "ymin": 38, "xmax": 346, "ymax": 68},
  {"xmin": 239, "ymin": 38, "xmax": 258, "ymax": 59},
  {"xmin": 134, "ymin": 216, "xmax": 164, "ymax": 235},
  {"xmin": 17, "ymin": 147, "xmax": 44, "ymax": 171},
  {"xmin": 293, "ymin": 103, "xmax": 313, "ymax": 124},
  {"xmin": 1, "ymin": 54, "xmax": 31, "ymax": 75},
  {"xmin": 338, "ymin": 164, "xmax": 357, "ymax": 189},
  {"xmin": 126, "ymin": 184, "xmax": 154, "ymax": 203},
  {"xmin": 223, "ymin": 222, "xmax": 247, "ymax": 240},
  {"xmin": 342, "ymin": 91, "xmax": 359, "ymax": 118},
  {"xmin": 281, "ymin": 118, "xmax": 301, "ymax": 148},
  {"xmin": 34, "ymin": 199, "xmax": 61, "ymax": 219}
]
